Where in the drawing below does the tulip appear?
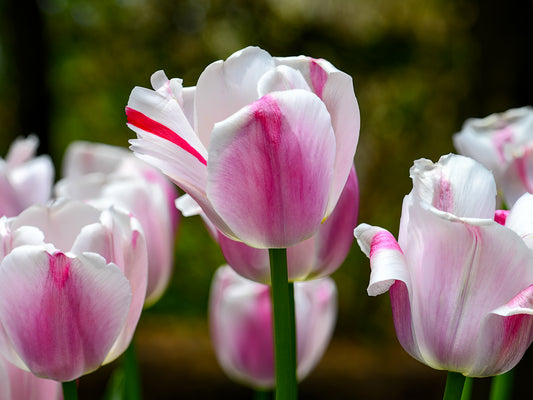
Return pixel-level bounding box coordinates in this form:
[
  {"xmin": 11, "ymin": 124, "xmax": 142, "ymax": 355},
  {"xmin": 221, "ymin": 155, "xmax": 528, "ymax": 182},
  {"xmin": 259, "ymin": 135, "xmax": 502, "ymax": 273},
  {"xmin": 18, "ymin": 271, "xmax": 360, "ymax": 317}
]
[
  {"xmin": 126, "ymin": 45, "xmax": 359, "ymax": 248},
  {"xmin": 0, "ymin": 353, "xmax": 62, "ymax": 400},
  {"xmin": 209, "ymin": 265, "xmax": 337, "ymax": 389},
  {"xmin": 0, "ymin": 135, "xmax": 54, "ymax": 217},
  {"xmin": 186, "ymin": 165, "xmax": 358, "ymax": 283},
  {"xmin": 453, "ymin": 106, "xmax": 533, "ymax": 207},
  {"xmin": 354, "ymin": 154, "xmax": 533, "ymax": 377},
  {"xmin": 56, "ymin": 141, "xmax": 178, "ymax": 305},
  {"xmin": 0, "ymin": 199, "xmax": 148, "ymax": 382}
]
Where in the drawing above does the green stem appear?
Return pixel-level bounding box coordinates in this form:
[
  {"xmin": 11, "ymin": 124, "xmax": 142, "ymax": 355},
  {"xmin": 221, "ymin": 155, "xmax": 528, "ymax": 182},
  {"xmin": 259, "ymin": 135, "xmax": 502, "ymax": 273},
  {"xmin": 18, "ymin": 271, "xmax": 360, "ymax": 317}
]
[
  {"xmin": 123, "ymin": 338, "xmax": 142, "ymax": 400},
  {"xmin": 269, "ymin": 248, "xmax": 297, "ymax": 400},
  {"xmin": 443, "ymin": 371, "xmax": 466, "ymax": 400},
  {"xmin": 489, "ymin": 370, "xmax": 514, "ymax": 400},
  {"xmin": 461, "ymin": 377, "xmax": 473, "ymax": 400},
  {"xmin": 62, "ymin": 380, "xmax": 78, "ymax": 400}
]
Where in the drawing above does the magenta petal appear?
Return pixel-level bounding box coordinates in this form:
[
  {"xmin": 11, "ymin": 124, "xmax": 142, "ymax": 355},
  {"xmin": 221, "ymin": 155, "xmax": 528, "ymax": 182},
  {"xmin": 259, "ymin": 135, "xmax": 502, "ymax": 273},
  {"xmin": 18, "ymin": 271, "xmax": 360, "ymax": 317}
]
[
  {"xmin": 0, "ymin": 247, "xmax": 131, "ymax": 381},
  {"xmin": 208, "ymin": 90, "xmax": 336, "ymax": 248}
]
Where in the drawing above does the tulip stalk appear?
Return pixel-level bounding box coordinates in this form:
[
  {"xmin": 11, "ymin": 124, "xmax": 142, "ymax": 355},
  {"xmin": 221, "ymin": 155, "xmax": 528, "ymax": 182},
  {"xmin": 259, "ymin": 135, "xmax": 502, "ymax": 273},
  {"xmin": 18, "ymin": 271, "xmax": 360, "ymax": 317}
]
[
  {"xmin": 489, "ymin": 370, "xmax": 514, "ymax": 400},
  {"xmin": 62, "ymin": 380, "xmax": 78, "ymax": 400},
  {"xmin": 269, "ymin": 248, "xmax": 298, "ymax": 400},
  {"xmin": 443, "ymin": 371, "xmax": 466, "ymax": 400}
]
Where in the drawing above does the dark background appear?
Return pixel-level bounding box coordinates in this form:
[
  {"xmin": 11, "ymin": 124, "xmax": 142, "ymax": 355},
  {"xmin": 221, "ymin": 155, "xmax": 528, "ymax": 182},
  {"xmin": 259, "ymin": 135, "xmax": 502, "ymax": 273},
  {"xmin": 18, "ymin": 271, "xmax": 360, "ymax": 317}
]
[{"xmin": 1, "ymin": 0, "xmax": 532, "ymax": 398}]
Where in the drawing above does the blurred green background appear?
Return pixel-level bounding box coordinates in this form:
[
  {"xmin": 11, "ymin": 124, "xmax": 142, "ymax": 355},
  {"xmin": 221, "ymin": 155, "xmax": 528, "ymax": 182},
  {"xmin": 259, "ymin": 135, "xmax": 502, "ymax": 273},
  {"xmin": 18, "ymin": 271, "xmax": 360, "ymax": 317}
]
[{"xmin": 1, "ymin": 0, "xmax": 532, "ymax": 398}]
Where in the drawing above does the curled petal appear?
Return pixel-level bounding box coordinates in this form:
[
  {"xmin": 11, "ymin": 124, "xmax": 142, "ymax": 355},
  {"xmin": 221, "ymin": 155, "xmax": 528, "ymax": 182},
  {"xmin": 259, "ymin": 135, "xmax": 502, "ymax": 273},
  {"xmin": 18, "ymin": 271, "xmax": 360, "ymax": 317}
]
[
  {"xmin": 0, "ymin": 248, "xmax": 131, "ymax": 381},
  {"xmin": 208, "ymin": 90, "xmax": 335, "ymax": 248},
  {"xmin": 354, "ymin": 223, "xmax": 410, "ymax": 296}
]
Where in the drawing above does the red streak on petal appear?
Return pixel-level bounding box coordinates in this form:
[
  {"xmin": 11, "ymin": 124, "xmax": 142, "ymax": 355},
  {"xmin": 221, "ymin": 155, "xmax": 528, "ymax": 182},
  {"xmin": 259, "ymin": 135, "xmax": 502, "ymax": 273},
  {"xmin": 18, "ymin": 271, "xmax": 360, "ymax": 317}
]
[
  {"xmin": 125, "ymin": 106, "xmax": 207, "ymax": 166},
  {"xmin": 369, "ymin": 230, "xmax": 403, "ymax": 259},
  {"xmin": 309, "ymin": 59, "xmax": 327, "ymax": 99}
]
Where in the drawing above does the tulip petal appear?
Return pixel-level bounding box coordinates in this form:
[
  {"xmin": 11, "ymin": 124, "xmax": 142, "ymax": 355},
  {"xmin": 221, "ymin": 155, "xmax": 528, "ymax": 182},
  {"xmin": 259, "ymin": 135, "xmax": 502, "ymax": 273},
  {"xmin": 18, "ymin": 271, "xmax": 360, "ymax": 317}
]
[
  {"xmin": 208, "ymin": 90, "xmax": 336, "ymax": 248},
  {"xmin": 306, "ymin": 165, "xmax": 359, "ymax": 279},
  {"xmin": 504, "ymin": 193, "xmax": 533, "ymax": 248},
  {"xmin": 11, "ymin": 201, "xmax": 101, "ymax": 251},
  {"xmin": 257, "ymin": 65, "xmax": 311, "ymax": 96},
  {"xmin": 354, "ymin": 224, "xmax": 410, "ymax": 296},
  {"xmin": 500, "ymin": 144, "xmax": 533, "ymax": 206},
  {"xmin": 126, "ymin": 78, "xmax": 207, "ymax": 165},
  {"xmin": 195, "ymin": 46, "xmax": 275, "ymax": 147},
  {"xmin": 470, "ymin": 284, "xmax": 533, "ymax": 377},
  {"xmin": 0, "ymin": 248, "xmax": 131, "ymax": 381},
  {"xmin": 295, "ymin": 277, "xmax": 337, "ymax": 380},
  {"xmin": 409, "ymin": 154, "xmax": 496, "ymax": 219},
  {"xmin": 275, "ymin": 56, "xmax": 360, "ymax": 215}
]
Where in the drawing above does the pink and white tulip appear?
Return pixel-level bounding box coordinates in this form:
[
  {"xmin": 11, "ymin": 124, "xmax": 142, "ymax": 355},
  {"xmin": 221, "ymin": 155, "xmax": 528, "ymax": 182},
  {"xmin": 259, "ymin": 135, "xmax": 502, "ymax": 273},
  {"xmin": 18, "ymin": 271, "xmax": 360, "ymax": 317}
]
[
  {"xmin": 453, "ymin": 106, "xmax": 533, "ymax": 206},
  {"xmin": 209, "ymin": 265, "xmax": 337, "ymax": 389},
  {"xmin": 0, "ymin": 199, "xmax": 148, "ymax": 382},
  {"xmin": 56, "ymin": 141, "xmax": 178, "ymax": 305},
  {"xmin": 126, "ymin": 46, "xmax": 359, "ymax": 248},
  {"xmin": 0, "ymin": 135, "xmax": 54, "ymax": 217},
  {"xmin": 354, "ymin": 154, "xmax": 533, "ymax": 377},
  {"xmin": 207, "ymin": 165, "xmax": 358, "ymax": 283},
  {"xmin": 0, "ymin": 353, "xmax": 62, "ymax": 400}
]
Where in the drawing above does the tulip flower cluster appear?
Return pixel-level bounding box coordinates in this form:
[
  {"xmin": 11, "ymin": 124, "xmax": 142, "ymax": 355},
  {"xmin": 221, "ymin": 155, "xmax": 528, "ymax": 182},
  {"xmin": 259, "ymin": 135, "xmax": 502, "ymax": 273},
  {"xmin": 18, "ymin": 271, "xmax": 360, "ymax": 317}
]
[
  {"xmin": 4, "ymin": 42, "xmax": 533, "ymax": 400},
  {"xmin": 0, "ymin": 137, "xmax": 178, "ymax": 393}
]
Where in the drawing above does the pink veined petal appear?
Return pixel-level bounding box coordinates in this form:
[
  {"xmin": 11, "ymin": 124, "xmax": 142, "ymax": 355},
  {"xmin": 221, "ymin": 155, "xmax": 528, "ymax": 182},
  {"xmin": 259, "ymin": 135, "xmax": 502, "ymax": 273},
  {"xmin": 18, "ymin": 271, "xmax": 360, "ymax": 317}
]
[
  {"xmin": 195, "ymin": 46, "xmax": 275, "ymax": 148},
  {"xmin": 399, "ymin": 201, "xmax": 533, "ymax": 374},
  {"xmin": 0, "ymin": 248, "xmax": 131, "ymax": 381},
  {"xmin": 409, "ymin": 154, "xmax": 497, "ymax": 219},
  {"xmin": 274, "ymin": 56, "xmax": 360, "ymax": 216},
  {"xmin": 469, "ymin": 284, "xmax": 533, "ymax": 377},
  {"xmin": 208, "ymin": 90, "xmax": 336, "ymax": 248}
]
